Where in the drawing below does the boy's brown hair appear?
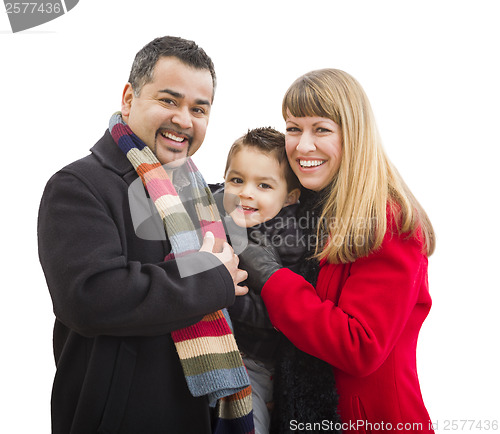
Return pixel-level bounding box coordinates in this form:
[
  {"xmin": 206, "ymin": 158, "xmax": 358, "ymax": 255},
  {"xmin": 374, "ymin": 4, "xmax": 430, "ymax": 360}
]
[{"xmin": 224, "ymin": 127, "xmax": 301, "ymax": 192}]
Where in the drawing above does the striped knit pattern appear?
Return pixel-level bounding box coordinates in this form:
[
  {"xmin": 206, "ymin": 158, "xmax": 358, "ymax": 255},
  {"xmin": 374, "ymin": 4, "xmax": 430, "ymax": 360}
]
[{"xmin": 109, "ymin": 113, "xmax": 254, "ymax": 434}]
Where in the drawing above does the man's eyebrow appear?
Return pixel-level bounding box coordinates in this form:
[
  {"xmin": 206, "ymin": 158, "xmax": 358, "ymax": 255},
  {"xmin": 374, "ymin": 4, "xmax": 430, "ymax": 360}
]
[
  {"xmin": 158, "ymin": 88, "xmax": 211, "ymax": 106},
  {"xmin": 158, "ymin": 88, "xmax": 183, "ymax": 98}
]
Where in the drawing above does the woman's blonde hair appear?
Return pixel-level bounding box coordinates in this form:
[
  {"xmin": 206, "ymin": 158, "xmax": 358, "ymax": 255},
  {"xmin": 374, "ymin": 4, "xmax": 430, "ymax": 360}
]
[{"xmin": 282, "ymin": 69, "xmax": 435, "ymax": 263}]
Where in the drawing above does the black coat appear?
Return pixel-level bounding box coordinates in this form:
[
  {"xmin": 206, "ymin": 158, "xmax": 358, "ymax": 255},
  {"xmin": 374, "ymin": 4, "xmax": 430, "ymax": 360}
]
[{"xmin": 38, "ymin": 131, "xmax": 235, "ymax": 434}]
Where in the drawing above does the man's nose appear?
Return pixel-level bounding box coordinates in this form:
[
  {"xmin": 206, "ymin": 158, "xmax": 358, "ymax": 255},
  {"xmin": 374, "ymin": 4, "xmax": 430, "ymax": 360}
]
[{"xmin": 171, "ymin": 107, "xmax": 192, "ymax": 129}]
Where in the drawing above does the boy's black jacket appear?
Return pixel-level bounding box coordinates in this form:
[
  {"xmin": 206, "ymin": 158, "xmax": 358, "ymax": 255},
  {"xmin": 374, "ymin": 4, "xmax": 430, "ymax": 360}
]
[{"xmin": 209, "ymin": 183, "xmax": 305, "ymax": 362}]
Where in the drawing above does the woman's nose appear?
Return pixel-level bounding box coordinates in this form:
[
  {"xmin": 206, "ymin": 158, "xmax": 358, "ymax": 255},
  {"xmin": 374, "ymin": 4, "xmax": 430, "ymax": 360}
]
[{"xmin": 296, "ymin": 133, "xmax": 316, "ymax": 153}]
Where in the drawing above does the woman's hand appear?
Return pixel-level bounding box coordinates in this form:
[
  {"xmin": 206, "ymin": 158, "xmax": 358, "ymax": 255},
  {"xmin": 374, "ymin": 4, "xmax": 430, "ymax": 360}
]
[{"xmin": 238, "ymin": 231, "xmax": 283, "ymax": 294}]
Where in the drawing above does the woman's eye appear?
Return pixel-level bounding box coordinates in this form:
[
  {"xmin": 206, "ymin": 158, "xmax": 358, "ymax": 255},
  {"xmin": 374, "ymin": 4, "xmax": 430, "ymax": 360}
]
[
  {"xmin": 286, "ymin": 127, "xmax": 300, "ymax": 133},
  {"xmin": 317, "ymin": 127, "xmax": 331, "ymax": 133}
]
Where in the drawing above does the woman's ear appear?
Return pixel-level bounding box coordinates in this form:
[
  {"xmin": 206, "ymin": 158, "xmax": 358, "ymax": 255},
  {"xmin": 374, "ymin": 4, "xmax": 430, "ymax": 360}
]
[{"xmin": 284, "ymin": 188, "xmax": 301, "ymax": 206}]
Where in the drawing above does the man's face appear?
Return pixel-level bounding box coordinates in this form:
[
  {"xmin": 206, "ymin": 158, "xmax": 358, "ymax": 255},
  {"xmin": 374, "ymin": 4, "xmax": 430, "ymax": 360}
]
[{"xmin": 121, "ymin": 56, "xmax": 213, "ymax": 166}]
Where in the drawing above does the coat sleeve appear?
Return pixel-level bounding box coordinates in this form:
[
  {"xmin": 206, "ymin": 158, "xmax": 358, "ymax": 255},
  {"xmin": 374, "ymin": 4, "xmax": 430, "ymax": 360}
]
[
  {"xmin": 38, "ymin": 170, "xmax": 235, "ymax": 338},
  {"xmin": 228, "ymin": 285, "xmax": 274, "ymax": 329},
  {"xmin": 261, "ymin": 228, "xmax": 428, "ymax": 377},
  {"xmin": 228, "ymin": 219, "xmax": 306, "ymax": 330}
]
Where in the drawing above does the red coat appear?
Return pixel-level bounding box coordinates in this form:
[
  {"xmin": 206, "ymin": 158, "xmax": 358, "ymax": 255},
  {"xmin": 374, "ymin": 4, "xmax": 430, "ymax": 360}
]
[{"xmin": 262, "ymin": 218, "xmax": 434, "ymax": 433}]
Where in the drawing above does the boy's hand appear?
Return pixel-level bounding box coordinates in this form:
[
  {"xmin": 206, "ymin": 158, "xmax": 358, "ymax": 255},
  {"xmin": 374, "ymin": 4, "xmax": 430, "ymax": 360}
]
[
  {"xmin": 200, "ymin": 232, "xmax": 248, "ymax": 296},
  {"xmin": 238, "ymin": 231, "xmax": 282, "ymax": 294}
]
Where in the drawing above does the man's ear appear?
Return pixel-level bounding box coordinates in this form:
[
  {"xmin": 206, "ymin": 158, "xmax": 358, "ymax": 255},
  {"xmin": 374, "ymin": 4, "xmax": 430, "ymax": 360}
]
[
  {"xmin": 284, "ymin": 188, "xmax": 301, "ymax": 206},
  {"xmin": 121, "ymin": 83, "xmax": 134, "ymax": 121}
]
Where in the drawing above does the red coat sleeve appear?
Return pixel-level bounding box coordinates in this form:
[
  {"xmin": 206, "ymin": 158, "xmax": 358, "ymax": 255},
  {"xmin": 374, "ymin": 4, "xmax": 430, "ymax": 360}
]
[{"xmin": 261, "ymin": 228, "xmax": 428, "ymax": 377}]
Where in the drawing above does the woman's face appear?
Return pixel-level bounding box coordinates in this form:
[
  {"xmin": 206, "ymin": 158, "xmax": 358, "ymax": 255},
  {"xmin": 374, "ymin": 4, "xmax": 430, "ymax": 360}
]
[{"xmin": 285, "ymin": 111, "xmax": 343, "ymax": 191}]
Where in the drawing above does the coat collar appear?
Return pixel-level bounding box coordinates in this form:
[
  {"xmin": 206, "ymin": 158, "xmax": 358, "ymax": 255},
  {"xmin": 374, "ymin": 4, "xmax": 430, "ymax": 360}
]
[
  {"xmin": 90, "ymin": 130, "xmax": 135, "ymax": 177},
  {"xmin": 90, "ymin": 130, "xmax": 192, "ymax": 189}
]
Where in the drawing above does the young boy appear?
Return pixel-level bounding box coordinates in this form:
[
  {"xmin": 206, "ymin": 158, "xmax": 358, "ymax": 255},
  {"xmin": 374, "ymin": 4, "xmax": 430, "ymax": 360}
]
[{"xmin": 213, "ymin": 127, "xmax": 305, "ymax": 434}]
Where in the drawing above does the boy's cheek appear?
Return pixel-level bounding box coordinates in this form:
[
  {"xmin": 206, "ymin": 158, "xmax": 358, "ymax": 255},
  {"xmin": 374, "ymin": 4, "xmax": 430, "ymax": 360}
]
[
  {"xmin": 229, "ymin": 209, "xmax": 252, "ymax": 228},
  {"xmin": 222, "ymin": 191, "xmax": 238, "ymax": 214}
]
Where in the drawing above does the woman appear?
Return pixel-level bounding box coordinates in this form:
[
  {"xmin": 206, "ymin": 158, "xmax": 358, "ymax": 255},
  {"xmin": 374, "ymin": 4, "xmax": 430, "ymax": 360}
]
[{"xmin": 240, "ymin": 69, "xmax": 435, "ymax": 433}]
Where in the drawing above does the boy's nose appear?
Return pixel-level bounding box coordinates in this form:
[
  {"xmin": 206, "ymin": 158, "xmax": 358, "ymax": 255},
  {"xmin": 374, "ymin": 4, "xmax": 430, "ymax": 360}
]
[{"xmin": 239, "ymin": 185, "xmax": 254, "ymax": 198}]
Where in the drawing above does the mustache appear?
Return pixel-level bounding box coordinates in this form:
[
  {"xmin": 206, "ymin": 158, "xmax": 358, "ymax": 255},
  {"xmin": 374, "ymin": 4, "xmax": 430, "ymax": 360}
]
[{"xmin": 156, "ymin": 125, "xmax": 193, "ymax": 145}]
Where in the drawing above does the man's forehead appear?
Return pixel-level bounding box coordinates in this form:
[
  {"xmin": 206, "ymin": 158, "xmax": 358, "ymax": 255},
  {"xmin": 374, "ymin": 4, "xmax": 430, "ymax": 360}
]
[
  {"xmin": 153, "ymin": 57, "xmax": 212, "ymax": 81},
  {"xmin": 150, "ymin": 57, "xmax": 214, "ymax": 100}
]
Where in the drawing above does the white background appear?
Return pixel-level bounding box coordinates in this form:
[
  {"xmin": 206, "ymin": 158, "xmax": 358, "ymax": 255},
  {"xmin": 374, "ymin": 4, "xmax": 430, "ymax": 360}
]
[{"xmin": 1, "ymin": 0, "xmax": 499, "ymax": 432}]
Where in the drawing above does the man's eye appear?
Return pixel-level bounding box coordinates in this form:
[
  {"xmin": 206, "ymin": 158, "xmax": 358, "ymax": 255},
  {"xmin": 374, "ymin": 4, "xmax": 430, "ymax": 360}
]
[
  {"xmin": 192, "ymin": 107, "xmax": 206, "ymax": 115},
  {"xmin": 160, "ymin": 98, "xmax": 175, "ymax": 105}
]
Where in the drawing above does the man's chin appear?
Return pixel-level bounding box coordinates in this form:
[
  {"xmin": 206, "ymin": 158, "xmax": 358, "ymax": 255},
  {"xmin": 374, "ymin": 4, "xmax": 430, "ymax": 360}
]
[{"xmin": 157, "ymin": 149, "xmax": 189, "ymax": 168}]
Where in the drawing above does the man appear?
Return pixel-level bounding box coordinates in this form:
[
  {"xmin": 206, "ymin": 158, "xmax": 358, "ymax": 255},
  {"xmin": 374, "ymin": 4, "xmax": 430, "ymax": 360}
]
[{"xmin": 38, "ymin": 36, "xmax": 249, "ymax": 434}]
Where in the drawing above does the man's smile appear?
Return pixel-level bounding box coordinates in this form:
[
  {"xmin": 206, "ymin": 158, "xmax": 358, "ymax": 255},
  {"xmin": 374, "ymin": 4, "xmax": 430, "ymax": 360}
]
[{"xmin": 155, "ymin": 128, "xmax": 193, "ymax": 155}]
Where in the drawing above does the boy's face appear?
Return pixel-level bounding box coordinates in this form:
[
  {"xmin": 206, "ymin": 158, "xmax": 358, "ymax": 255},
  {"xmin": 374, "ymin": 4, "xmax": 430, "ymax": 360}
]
[{"xmin": 224, "ymin": 147, "xmax": 299, "ymax": 228}]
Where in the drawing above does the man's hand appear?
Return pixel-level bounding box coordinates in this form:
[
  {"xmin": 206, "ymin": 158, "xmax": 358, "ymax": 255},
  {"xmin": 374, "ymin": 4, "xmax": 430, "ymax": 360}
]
[{"xmin": 200, "ymin": 232, "xmax": 248, "ymax": 296}]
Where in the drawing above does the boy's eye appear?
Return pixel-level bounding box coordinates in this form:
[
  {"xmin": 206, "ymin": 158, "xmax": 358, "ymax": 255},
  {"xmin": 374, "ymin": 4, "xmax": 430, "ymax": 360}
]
[
  {"xmin": 259, "ymin": 183, "xmax": 272, "ymax": 189},
  {"xmin": 229, "ymin": 177, "xmax": 243, "ymax": 184}
]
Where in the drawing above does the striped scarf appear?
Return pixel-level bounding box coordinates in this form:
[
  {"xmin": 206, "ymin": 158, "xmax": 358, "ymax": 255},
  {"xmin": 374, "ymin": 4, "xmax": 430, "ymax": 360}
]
[{"xmin": 109, "ymin": 112, "xmax": 254, "ymax": 434}]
